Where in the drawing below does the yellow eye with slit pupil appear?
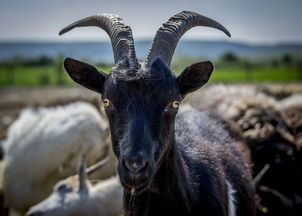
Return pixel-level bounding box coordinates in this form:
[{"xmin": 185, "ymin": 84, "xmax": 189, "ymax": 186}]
[
  {"xmin": 171, "ymin": 101, "xmax": 180, "ymax": 109},
  {"xmin": 103, "ymin": 99, "xmax": 110, "ymax": 107}
]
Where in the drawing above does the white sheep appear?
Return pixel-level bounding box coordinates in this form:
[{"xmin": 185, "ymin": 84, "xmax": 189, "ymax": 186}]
[
  {"xmin": 279, "ymin": 94, "xmax": 302, "ymax": 150},
  {"xmin": 1, "ymin": 101, "xmax": 116, "ymax": 214},
  {"xmin": 26, "ymin": 157, "xmax": 123, "ymax": 216},
  {"xmin": 187, "ymin": 84, "xmax": 294, "ymax": 143},
  {"xmin": 187, "ymin": 84, "xmax": 278, "ymax": 119},
  {"xmin": 279, "ymin": 93, "xmax": 302, "ymax": 109}
]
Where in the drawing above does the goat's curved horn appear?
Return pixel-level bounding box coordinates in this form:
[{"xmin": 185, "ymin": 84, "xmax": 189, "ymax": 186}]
[
  {"xmin": 59, "ymin": 13, "xmax": 137, "ymax": 66},
  {"xmin": 146, "ymin": 11, "xmax": 231, "ymax": 67},
  {"xmin": 78, "ymin": 154, "xmax": 89, "ymax": 194}
]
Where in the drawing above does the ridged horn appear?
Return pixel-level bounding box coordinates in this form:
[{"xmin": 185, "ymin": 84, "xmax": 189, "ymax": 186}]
[
  {"xmin": 146, "ymin": 11, "xmax": 231, "ymax": 67},
  {"xmin": 59, "ymin": 13, "xmax": 137, "ymax": 66}
]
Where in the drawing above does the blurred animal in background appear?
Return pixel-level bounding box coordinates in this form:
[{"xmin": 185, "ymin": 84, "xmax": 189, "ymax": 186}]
[
  {"xmin": 0, "ymin": 101, "xmax": 116, "ymax": 214},
  {"xmin": 26, "ymin": 156, "xmax": 123, "ymax": 216},
  {"xmin": 187, "ymin": 84, "xmax": 301, "ymax": 215},
  {"xmin": 279, "ymin": 94, "xmax": 302, "ymax": 214},
  {"xmin": 280, "ymin": 94, "xmax": 302, "ymax": 150}
]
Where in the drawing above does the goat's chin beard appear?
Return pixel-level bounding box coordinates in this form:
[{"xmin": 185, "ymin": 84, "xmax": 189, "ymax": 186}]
[{"xmin": 124, "ymin": 181, "xmax": 150, "ymax": 195}]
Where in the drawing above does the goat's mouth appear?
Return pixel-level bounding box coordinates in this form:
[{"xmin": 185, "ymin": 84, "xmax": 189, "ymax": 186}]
[
  {"xmin": 120, "ymin": 174, "xmax": 152, "ymax": 193},
  {"xmin": 118, "ymin": 168, "xmax": 153, "ymax": 195}
]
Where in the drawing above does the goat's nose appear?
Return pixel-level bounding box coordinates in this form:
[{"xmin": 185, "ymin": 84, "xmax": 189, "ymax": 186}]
[{"xmin": 124, "ymin": 156, "xmax": 148, "ymax": 174}]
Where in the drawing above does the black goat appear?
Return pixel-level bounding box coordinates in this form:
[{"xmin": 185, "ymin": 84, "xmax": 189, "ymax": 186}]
[{"xmin": 60, "ymin": 11, "xmax": 255, "ymax": 216}]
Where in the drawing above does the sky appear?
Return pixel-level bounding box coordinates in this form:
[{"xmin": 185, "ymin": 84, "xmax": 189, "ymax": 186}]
[{"xmin": 0, "ymin": 0, "xmax": 302, "ymax": 44}]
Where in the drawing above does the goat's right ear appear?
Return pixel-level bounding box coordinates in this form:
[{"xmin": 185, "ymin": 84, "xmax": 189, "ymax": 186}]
[{"xmin": 64, "ymin": 57, "xmax": 107, "ymax": 93}]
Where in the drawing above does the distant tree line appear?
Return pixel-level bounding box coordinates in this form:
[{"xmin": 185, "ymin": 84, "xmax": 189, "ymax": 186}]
[
  {"xmin": 0, "ymin": 52, "xmax": 300, "ymax": 68},
  {"xmin": 217, "ymin": 51, "xmax": 301, "ymax": 67},
  {"xmin": 0, "ymin": 55, "xmax": 113, "ymax": 68},
  {"xmin": 0, "ymin": 55, "xmax": 54, "ymax": 67}
]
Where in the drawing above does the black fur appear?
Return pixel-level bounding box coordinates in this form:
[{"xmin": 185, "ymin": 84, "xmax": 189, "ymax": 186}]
[{"xmin": 122, "ymin": 109, "xmax": 255, "ymax": 216}]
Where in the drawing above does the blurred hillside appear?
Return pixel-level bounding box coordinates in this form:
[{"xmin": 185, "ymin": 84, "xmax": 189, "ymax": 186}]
[{"xmin": 1, "ymin": 40, "xmax": 302, "ymax": 63}]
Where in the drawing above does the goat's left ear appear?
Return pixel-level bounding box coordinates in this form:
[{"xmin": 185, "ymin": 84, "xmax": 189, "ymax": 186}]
[
  {"xmin": 64, "ymin": 57, "xmax": 107, "ymax": 93},
  {"xmin": 177, "ymin": 61, "xmax": 213, "ymax": 97}
]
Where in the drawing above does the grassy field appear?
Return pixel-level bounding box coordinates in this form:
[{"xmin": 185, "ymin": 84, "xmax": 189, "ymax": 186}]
[
  {"xmin": 0, "ymin": 65, "xmax": 301, "ymax": 86},
  {"xmin": 209, "ymin": 66, "xmax": 301, "ymax": 83},
  {"xmin": 0, "ymin": 65, "xmax": 112, "ymax": 86}
]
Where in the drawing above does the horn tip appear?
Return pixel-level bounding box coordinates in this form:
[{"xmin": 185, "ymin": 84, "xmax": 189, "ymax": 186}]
[
  {"xmin": 59, "ymin": 29, "xmax": 67, "ymax": 36},
  {"xmin": 59, "ymin": 25, "xmax": 74, "ymax": 36},
  {"xmin": 226, "ymin": 30, "xmax": 231, "ymax": 38}
]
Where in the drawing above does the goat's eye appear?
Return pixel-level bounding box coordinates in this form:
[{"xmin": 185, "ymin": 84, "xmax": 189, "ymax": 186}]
[
  {"xmin": 170, "ymin": 101, "xmax": 181, "ymax": 109},
  {"xmin": 103, "ymin": 99, "xmax": 111, "ymax": 107}
]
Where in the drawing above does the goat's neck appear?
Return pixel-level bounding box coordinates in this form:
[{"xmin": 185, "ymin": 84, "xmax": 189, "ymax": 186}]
[{"xmin": 152, "ymin": 136, "xmax": 194, "ymax": 206}]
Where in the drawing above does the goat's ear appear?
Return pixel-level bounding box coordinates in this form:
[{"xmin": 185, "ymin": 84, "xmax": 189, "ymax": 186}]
[
  {"xmin": 177, "ymin": 61, "xmax": 213, "ymax": 97},
  {"xmin": 64, "ymin": 57, "xmax": 107, "ymax": 93}
]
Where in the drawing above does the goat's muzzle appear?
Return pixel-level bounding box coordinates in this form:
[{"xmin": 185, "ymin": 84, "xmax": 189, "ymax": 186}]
[{"xmin": 118, "ymin": 153, "xmax": 154, "ymax": 193}]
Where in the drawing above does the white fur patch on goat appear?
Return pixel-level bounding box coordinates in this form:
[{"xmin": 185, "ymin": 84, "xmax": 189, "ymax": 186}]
[{"xmin": 226, "ymin": 180, "xmax": 236, "ymax": 216}]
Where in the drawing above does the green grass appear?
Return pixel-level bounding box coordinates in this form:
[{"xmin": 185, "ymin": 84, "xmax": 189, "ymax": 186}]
[
  {"xmin": 210, "ymin": 66, "xmax": 300, "ymax": 83},
  {"xmin": 0, "ymin": 65, "xmax": 112, "ymax": 86},
  {"xmin": 0, "ymin": 65, "xmax": 300, "ymax": 86},
  {"xmin": 0, "ymin": 66, "xmax": 58, "ymax": 85}
]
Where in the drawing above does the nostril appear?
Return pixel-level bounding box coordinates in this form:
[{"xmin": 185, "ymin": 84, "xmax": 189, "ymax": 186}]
[{"xmin": 124, "ymin": 158, "xmax": 148, "ymax": 174}]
